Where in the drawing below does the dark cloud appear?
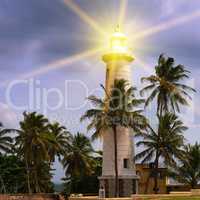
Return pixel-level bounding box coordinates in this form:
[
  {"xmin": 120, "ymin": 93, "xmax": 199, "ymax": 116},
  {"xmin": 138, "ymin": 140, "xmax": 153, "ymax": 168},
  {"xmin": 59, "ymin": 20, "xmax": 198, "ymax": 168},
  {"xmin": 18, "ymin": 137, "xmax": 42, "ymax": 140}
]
[
  {"xmin": 0, "ymin": 0, "xmax": 94, "ymax": 72},
  {"xmin": 0, "ymin": 0, "xmax": 199, "ymax": 74}
]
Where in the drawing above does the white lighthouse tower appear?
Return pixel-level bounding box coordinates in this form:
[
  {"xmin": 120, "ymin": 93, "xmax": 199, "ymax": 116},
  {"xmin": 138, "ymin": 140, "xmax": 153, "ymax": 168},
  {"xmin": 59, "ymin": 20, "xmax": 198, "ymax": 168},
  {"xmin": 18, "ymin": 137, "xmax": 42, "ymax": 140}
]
[{"xmin": 99, "ymin": 28, "xmax": 139, "ymax": 197}]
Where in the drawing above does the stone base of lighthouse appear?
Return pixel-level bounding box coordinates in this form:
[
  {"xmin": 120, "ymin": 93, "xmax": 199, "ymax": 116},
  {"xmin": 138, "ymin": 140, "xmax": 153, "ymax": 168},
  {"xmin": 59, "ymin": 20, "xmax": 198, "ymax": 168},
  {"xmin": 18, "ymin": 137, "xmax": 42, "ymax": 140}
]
[{"xmin": 99, "ymin": 175, "xmax": 139, "ymax": 197}]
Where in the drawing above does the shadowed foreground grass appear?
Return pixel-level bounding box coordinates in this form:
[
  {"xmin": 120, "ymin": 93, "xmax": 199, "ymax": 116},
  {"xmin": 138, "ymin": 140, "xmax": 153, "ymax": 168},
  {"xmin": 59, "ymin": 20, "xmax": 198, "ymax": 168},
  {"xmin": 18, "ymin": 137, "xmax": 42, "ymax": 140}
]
[{"xmin": 142, "ymin": 197, "xmax": 200, "ymax": 200}]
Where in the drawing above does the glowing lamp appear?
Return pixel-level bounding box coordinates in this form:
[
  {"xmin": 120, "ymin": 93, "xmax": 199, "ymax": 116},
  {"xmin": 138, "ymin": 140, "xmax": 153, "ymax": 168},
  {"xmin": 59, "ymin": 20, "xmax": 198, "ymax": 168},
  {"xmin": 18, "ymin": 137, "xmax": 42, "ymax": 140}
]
[
  {"xmin": 102, "ymin": 28, "xmax": 134, "ymax": 62},
  {"xmin": 110, "ymin": 31, "xmax": 128, "ymax": 53}
]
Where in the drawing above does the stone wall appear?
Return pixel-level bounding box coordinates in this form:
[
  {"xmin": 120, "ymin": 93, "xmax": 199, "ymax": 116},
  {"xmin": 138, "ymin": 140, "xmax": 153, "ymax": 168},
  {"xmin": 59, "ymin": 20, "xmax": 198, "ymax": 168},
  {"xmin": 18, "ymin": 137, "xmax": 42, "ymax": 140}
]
[
  {"xmin": 136, "ymin": 164, "xmax": 167, "ymax": 194},
  {"xmin": 0, "ymin": 194, "xmax": 63, "ymax": 200},
  {"xmin": 0, "ymin": 195, "xmax": 10, "ymax": 200}
]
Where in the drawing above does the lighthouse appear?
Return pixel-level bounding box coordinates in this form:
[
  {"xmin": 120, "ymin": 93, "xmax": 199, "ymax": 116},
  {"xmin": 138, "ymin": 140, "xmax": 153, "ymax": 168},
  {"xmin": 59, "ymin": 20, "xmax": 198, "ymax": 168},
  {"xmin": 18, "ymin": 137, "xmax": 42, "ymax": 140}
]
[{"xmin": 99, "ymin": 28, "xmax": 139, "ymax": 197}]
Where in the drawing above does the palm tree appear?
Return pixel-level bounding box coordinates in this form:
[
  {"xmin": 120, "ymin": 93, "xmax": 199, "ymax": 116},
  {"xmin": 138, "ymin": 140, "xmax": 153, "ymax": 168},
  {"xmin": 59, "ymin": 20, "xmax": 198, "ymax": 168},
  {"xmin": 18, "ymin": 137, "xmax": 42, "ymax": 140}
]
[
  {"xmin": 140, "ymin": 54, "xmax": 195, "ymax": 116},
  {"xmin": 81, "ymin": 79, "xmax": 147, "ymax": 197},
  {"xmin": 135, "ymin": 112, "xmax": 186, "ymax": 194},
  {"xmin": 48, "ymin": 122, "xmax": 71, "ymax": 163},
  {"xmin": 15, "ymin": 112, "xmax": 53, "ymax": 193},
  {"xmin": 0, "ymin": 123, "xmax": 13, "ymax": 154},
  {"xmin": 62, "ymin": 132, "xmax": 95, "ymax": 193},
  {"xmin": 169, "ymin": 143, "xmax": 200, "ymax": 189}
]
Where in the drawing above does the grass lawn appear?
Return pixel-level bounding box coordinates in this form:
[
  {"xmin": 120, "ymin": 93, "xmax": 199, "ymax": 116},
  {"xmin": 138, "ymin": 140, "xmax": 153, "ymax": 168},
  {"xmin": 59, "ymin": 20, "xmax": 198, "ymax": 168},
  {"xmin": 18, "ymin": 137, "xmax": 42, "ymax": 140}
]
[{"xmin": 142, "ymin": 197, "xmax": 200, "ymax": 200}]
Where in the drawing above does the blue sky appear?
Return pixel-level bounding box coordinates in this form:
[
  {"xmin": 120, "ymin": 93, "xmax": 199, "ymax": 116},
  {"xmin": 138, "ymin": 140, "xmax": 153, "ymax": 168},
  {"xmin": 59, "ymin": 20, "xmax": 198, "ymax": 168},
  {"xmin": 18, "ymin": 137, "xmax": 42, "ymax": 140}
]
[{"xmin": 0, "ymin": 0, "xmax": 200, "ymax": 182}]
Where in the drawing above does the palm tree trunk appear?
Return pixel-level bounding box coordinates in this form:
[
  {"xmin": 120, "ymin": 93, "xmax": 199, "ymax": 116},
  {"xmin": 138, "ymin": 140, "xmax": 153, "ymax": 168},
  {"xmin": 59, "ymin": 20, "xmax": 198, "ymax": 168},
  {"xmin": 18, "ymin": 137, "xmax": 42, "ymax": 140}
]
[
  {"xmin": 191, "ymin": 179, "xmax": 197, "ymax": 189},
  {"xmin": 0, "ymin": 175, "xmax": 6, "ymax": 193},
  {"xmin": 153, "ymin": 153, "xmax": 159, "ymax": 194},
  {"xmin": 25, "ymin": 159, "xmax": 32, "ymax": 194},
  {"xmin": 34, "ymin": 163, "xmax": 41, "ymax": 193},
  {"xmin": 35, "ymin": 171, "xmax": 40, "ymax": 193},
  {"xmin": 158, "ymin": 103, "xmax": 163, "ymax": 118},
  {"xmin": 113, "ymin": 125, "xmax": 119, "ymax": 197}
]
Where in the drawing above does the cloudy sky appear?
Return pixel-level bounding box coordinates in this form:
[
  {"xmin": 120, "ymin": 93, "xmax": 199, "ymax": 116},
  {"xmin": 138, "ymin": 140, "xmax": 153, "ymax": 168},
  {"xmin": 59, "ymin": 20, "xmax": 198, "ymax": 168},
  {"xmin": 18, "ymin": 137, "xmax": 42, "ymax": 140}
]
[{"xmin": 0, "ymin": 0, "xmax": 200, "ymax": 182}]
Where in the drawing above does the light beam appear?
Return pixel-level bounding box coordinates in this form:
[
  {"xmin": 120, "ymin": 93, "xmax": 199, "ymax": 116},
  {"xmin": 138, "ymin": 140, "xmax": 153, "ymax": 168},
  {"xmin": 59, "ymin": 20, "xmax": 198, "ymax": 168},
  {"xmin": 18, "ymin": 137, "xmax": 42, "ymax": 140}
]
[
  {"xmin": 132, "ymin": 10, "xmax": 200, "ymax": 40},
  {"xmin": 118, "ymin": 0, "xmax": 128, "ymax": 27},
  {"xmin": 63, "ymin": 0, "xmax": 107, "ymax": 36},
  {"xmin": 0, "ymin": 48, "xmax": 102, "ymax": 88}
]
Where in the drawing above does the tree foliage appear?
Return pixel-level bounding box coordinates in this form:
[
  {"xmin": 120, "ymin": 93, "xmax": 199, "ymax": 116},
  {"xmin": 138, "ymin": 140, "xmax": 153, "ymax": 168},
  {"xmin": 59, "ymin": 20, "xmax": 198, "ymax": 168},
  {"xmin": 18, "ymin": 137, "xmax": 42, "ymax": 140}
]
[
  {"xmin": 0, "ymin": 123, "xmax": 14, "ymax": 154},
  {"xmin": 0, "ymin": 155, "xmax": 26, "ymax": 193},
  {"xmin": 169, "ymin": 143, "xmax": 200, "ymax": 189},
  {"xmin": 15, "ymin": 112, "xmax": 70, "ymax": 193},
  {"xmin": 135, "ymin": 112, "xmax": 187, "ymax": 193},
  {"xmin": 81, "ymin": 79, "xmax": 147, "ymax": 197},
  {"xmin": 62, "ymin": 132, "xmax": 96, "ymax": 193},
  {"xmin": 141, "ymin": 54, "xmax": 195, "ymax": 116}
]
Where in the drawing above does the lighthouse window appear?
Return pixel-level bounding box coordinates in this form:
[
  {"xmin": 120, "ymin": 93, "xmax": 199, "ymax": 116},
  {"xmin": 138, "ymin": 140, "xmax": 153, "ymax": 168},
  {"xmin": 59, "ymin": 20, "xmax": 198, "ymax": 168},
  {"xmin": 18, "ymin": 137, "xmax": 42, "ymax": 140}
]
[{"xmin": 123, "ymin": 158, "xmax": 129, "ymax": 168}]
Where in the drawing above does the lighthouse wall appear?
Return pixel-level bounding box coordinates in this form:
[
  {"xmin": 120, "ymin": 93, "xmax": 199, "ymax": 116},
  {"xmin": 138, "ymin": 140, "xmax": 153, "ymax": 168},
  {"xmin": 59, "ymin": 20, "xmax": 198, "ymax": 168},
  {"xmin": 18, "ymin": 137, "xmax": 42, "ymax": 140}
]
[
  {"xmin": 103, "ymin": 59, "xmax": 136, "ymax": 177},
  {"xmin": 99, "ymin": 57, "xmax": 139, "ymax": 197},
  {"xmin": 102, "ymin": 127, "xmax": 136, "ymax": 177},
  {"xmin": 105, "ymin": 60, "xmax": 132, "ymax": 94}
]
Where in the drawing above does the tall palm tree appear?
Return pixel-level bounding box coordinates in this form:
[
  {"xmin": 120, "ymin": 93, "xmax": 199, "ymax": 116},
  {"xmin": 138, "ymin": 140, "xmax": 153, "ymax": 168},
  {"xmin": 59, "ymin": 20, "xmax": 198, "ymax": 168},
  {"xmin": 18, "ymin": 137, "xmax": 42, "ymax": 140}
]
[
  {"xmin": 0, "ymin": 123, "xmax": 13, "ymax": 154},
  {"xmin": 62, "ymin": 132, "xmax": 95, "ymax": 193},
  {"xmin": 15, "ymin": 112, "xmax": 53, "ymax": 193},
  {"xmin": 169, "ymin": 143, "xmax": 200, "ymax": 189},
  {"xmin": 48, "ymin": 122, "xmax": 71, "ymax": 163},
  {"xmin": 81, "ymin": 79, "xmax": 147, "ymax": 197},
  {"xmin": 140, "ymin": 54, "xmax": 195, "ymax": 116},
  {"xmin": 135, "ymin": 112, "xmax": 186, "ymax": 194}
]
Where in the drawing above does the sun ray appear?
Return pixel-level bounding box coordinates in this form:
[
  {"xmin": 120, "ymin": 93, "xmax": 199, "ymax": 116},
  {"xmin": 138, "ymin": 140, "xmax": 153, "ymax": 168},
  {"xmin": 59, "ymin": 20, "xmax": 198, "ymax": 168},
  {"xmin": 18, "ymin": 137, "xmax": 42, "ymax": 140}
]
[
  {"xmin": 131, "ymin": 10, "xmax": 200, "ymax": 41},
  {"xmin": 118, "ymin": 0, "xmax": 128, "ymax": 28},
  {"xmin": 63, "ymin": 0, "xmax": 107, "ymax": 36},
  {"xmin": 0, "ymin": 48, "xmax": 103, "ymax": 88}
]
